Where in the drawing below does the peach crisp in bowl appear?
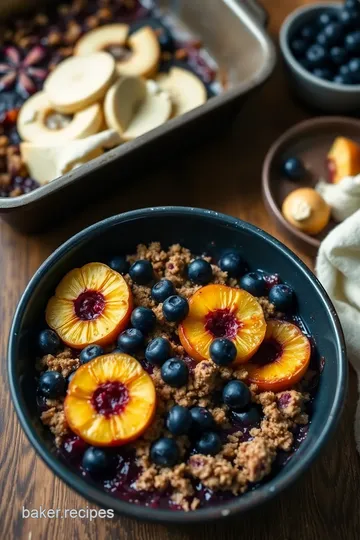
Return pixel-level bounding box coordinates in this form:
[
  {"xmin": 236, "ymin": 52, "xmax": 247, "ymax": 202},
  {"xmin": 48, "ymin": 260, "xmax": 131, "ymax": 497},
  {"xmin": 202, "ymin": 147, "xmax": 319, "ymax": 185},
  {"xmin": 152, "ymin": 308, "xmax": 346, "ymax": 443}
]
[{"xmin": 8, "ymin": 207, "xmax": 347, "ymax": 523}]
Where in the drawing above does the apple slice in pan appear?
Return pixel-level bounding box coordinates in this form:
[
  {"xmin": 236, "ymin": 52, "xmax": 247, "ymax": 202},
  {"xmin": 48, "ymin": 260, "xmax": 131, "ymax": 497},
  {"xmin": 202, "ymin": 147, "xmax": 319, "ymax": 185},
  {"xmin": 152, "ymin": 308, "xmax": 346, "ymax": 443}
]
[
  {"xmin": 17, "ymin": 91, "xmax": 103, "ymax": 144},
  {"xmin": 44, "ymin": 52, "xmax": 116, "ymax": 114},
  {"xmin": 156, "ymin": 67, "xmax": 207, "ymax": 117},
  {"xmin": 75, "ymin": 24, "xmax": 160, "ymax": 79},
  {"xmin": 104, "ymin": 76, "xmax": 171, "ymax": 140}
]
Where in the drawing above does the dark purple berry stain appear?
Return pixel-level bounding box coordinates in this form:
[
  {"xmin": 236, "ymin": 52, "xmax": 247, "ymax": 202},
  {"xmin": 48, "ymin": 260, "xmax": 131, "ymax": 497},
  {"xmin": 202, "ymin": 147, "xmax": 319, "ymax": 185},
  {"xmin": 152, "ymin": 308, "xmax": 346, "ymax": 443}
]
[
  {"xmin": 205, "ymin": 308, "xmax": 241, "ymax": 340},
  {"xmin": 74, "ymin": 290, "xmax": 105, "ymax": 320},
  {"xmin": 91, "ymin": 382, "xmax": 130, "ymax": 418}
]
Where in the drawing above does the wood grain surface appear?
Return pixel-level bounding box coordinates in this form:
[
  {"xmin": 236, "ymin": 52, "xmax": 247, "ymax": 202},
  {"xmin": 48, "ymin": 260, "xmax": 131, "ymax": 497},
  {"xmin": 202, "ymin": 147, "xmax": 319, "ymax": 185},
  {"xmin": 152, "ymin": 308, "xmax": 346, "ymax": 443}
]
[{"xmin": 1, "ymin": 1, "xmax": 360, "ymax": 538}]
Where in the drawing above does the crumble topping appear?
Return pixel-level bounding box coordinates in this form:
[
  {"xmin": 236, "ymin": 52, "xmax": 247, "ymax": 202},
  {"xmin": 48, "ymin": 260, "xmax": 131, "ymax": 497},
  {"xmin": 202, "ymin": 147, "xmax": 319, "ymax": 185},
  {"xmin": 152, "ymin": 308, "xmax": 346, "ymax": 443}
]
[{"xmin": 37, "ymin": 242, "xmax": 313, "ymax": 511}]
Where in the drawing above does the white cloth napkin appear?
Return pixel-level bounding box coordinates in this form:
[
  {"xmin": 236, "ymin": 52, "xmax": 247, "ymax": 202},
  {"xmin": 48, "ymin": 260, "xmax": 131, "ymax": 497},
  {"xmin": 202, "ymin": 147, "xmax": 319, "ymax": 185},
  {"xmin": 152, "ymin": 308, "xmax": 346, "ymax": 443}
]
[{"xmin": 316, "ymin": 209, "xmax": 360, "ymax": 452}]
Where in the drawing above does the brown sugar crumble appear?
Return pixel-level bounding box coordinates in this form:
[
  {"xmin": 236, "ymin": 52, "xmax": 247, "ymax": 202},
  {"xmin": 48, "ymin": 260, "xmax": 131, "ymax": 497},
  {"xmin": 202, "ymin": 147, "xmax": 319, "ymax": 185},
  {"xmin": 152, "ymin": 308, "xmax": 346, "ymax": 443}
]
[{"xmin": 37, "ymin": 242, "xmax": 316, "ymax": 511}]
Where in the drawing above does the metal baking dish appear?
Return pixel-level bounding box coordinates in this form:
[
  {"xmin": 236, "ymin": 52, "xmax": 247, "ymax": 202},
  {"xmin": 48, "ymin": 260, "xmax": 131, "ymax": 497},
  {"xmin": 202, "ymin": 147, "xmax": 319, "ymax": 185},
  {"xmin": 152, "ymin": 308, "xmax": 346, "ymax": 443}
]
[{"xmin": 0, "ymin": 0, "xmax": 276, "ymax": 232}]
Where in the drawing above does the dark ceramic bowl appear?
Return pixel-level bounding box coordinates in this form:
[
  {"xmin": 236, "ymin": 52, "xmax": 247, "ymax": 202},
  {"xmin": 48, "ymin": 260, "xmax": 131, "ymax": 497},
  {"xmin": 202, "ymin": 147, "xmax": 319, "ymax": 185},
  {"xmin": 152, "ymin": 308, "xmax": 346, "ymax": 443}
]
[
  {"xmin": 8, "ymin": 207, "xmax": 347, "ymax": 524},
  {"xmin": 280, "ymin": 3, "xmax": 360, "ymax": 113}
]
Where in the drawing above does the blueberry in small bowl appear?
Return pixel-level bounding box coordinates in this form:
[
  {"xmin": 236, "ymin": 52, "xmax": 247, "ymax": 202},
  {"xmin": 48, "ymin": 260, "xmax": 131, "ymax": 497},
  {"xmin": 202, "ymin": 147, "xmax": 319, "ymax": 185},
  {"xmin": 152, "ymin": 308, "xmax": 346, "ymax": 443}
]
[{"xmin": 280, "ymin": 2, "xmax": 360, "ymax": 113}]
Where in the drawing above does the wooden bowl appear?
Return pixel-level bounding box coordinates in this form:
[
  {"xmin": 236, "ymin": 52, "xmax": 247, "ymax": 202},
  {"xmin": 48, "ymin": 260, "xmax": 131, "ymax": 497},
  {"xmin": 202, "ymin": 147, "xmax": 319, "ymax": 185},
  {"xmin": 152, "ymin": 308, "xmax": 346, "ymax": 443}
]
[{"xmin": 262, "ymin": 117, "xmax": 360, "ymax": 256}]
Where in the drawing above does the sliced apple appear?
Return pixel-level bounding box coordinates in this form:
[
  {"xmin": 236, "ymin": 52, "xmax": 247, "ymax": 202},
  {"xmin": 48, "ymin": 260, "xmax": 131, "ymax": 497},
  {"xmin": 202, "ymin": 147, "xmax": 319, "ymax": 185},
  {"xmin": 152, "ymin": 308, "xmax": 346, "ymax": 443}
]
[
  {"xmin": 20, "ymin": 129, "xmax": 122, "ymax": 184},
  {"xmin": 156, "ymin": 67, "xmax": 207, "ymax": 117},
  {"xmin": 179, "ymin": 284, "xmax": 266, "ymax": 364},
  {"xmin": 246, "ymin": 320, "xmax": 311, "ymax": 392},
  {"xmin": 116, "ymin": 26, "xmax": 160, "ymax": 79},
  {"xmin": 45, "ymin": 52, "xmax": 116, "ymax": 114},
  {"xmin": 45, "ymin": 262, "xmax": 133, "ymax": 348},
  {"xmin": 17, "ymin": 91, "xmax": 103, "ymax": 144},
  {"xmin": 75, "ymin": 23, "xmax": 129, "ymax": 56},
  {"xmin": 65, "ymin": 352, "xmax": 156, "ymax": 446},
  {"xmin": 104, "ymin": 77, "xmax": 171, "ymax": 140},
  {"xmin": 75, "ymin": 24, "xmax": 160, "ymax": 79}
]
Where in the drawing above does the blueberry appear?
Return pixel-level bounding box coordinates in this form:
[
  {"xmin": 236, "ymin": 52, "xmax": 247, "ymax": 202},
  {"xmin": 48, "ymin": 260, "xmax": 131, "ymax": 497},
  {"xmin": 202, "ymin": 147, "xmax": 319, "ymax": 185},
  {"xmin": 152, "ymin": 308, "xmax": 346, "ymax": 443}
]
[
  {"xmin": 151, "ymin": 279, "xmax": 175, "ymax": 303},
  {"xmin": 333, "ymin": 73, "xmax": 353, "ymax": 84},
  {"xmin": 290, "ymin": 38, "xmax": 308, "ymax": 57},
  {"xmin": 281, "ymin": 157, "xmax": 306, "ymax": 180},
  {"xmin": 157, "ymin": 29, "xmax": 175, "ymax": 52},
  {"xmin": 322, "ymin": 23, "xmax": 343, "ymax": 46},
  {"xmin": 306, "ymin": 44, "xmax": 328, "ymax": 67},
  {"xmin": 348, "ymin": 58, "xmax": 360, "ymax": 82},
  {"xmin": 117, "ymin": 328, "xmax": 144, "ymax": 353},
  {"xmin": 330, "ymin": 46, "xmax": 348, "ymax": 65},
  {"xmin": 317, "ymin": 11, "xmax": 337, "ymax": 27},
  {"xmin": 339, "ymin": 9, "xmax": 360, "ymax": 28},
  {"xmin": 345, "ymin": 31, "xmax": 360, "ymax": 54},
  {"xmin": 195, "ymin": 432, "xmax": 222, "ymax": 456},
  {"xmin": 345, "ymin": 0, "xmax": 360, "ymax": 11},
  {"xmin": 312, "ymin": 67, "xmax": 333, "ymax": 80},
  {"xmin": 340, "ymin": 64, "xmax": 351, "ymax": 76},
  {"xmin": 269, "ymin": 284, "xmax": 295, "ymax": 312},
  {"xmin": 162, "ymin": 295, "xmax": 189, "ymax": 322},
  {"xmin": 145, "ymin": 337, "xmax": 171, "ymax": 366},
  {"xmin": 38, "ymin": 329, "xmax": 61, "ymax": 355},
  {"xmin": 239, "ymin": 272, "xmax": 267, "ymax": 297},
  {"xmin": 222, "ymin": 380, "xmax": 251, "ymax": 411},
  {"xmin": 82, "ymin": 447, "xmax": 116, "ymax": 477},
  {"xmin": 131, "ymin": 306, "xmax": 156, "ymax": 334},
  {"xmin": 218, "ymin": 250, "xmax": 247, "ymax": 278},
  {"xmin": 231, "ymin": 406, "xmax": 262, "ymax": 427},
  {"xmin": 209, "ymin": 338, "xmax": 237, "ymax": 366},
  {"xmin": 161, "ymin": 358, "xmax": 189, "ymax": 387},
  {"xmin": 190, "ymin": 407, "xmax": 216, "ymax": 432},
  {"xmin": 38, "ymin": 371, "xmax": 66, "ymax": 398},
  {"xmin": 299, "ymin": 25, "xmax": 317, "ymax": 42},
  {"xmin": 166, "ymin": 405, "xmax": 193, "ymax": 435},
  {"xmin": 315, "ymin": 32, "xmax": 328, "ymax": 47},
  {"xmin": 108, "ymin": 256, "xmax": 129, "ymax": 275},
  {"xmin": 150, "ymin": 437, "xmax": 179, "ymax": 467},
  {"xmin": 80, "ymin": 344, "xmax": 104, "ymax": 364},
  {"xmin": 129, "ymin": 259, "xmax": 154, "ymax": 285},
  {"xmin": 188, "ymin": 259, "xmax": 213, "ymax": 285}
]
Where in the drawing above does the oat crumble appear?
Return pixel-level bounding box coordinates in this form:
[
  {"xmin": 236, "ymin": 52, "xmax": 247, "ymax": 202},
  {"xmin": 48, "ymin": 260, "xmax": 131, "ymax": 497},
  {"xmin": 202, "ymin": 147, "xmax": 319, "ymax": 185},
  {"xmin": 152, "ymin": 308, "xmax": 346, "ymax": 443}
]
[{"xmin": 36, "ymin": 242, "xmax": 316, "ymax": 511}]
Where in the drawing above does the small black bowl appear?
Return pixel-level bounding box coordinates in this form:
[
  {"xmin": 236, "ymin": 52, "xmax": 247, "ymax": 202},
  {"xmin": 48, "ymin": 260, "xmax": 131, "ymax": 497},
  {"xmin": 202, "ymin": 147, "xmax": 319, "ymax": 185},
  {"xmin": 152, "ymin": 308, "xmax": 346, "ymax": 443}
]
[{"xmin": 8, "ymin": 207, "xmax": 347, "ymax": 524}]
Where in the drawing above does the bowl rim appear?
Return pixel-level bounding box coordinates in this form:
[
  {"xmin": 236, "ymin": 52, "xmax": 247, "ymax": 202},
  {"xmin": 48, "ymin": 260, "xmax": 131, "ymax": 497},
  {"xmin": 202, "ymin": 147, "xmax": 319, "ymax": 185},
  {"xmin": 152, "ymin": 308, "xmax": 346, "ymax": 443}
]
[
  {"xmin": 7, "ymin": 206, "xmax": 348, "ymax": 524},
  {"xmin": 279, "ymin": 2, "xmax": 360, "ymax": 93},
  {"xmin": 262, "ymin": 115, "xmax": 360, "ymax": 250}
]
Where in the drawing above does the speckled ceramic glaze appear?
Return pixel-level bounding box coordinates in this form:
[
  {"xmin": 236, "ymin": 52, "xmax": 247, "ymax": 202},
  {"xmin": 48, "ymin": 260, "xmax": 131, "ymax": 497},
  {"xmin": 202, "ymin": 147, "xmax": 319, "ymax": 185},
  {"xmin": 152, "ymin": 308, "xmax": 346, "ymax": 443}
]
[{"xmin": 8, "ymin": 207, "xmax": 347, "ymax": 524}]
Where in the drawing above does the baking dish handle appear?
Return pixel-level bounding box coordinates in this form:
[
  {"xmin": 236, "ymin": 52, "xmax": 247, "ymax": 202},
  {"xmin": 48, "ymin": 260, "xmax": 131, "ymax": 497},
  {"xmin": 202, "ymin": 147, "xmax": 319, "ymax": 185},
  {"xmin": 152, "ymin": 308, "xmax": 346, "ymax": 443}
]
[{"xmin": 240, "ymin": 0, "xmax": 269, "ymax": 27}]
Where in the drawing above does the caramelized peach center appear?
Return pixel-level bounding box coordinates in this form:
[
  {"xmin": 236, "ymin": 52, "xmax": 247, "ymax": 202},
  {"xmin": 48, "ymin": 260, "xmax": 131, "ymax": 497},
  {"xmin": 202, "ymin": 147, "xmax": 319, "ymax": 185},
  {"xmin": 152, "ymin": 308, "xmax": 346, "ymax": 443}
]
[
  {"xmin": 91, "ymin": 381, "xmax": 130, "ymax": 418},
  {"xmin": 250, "ymin": 338, "xmax": 283, "ymax": 366},
  {"xmin": 74, "ymin": 290, "xmax": 105, "ymax": 321},
  {"xmin": 204, "ymin": 308, "xmax": 241, "ymax": 339}
]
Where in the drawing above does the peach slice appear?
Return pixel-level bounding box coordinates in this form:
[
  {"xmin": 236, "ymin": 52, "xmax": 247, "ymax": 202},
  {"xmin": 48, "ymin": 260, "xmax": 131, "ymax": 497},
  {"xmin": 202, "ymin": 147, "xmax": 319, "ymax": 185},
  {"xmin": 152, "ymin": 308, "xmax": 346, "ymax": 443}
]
[
  {"xmin": 179, "ymin": 284, "xmax": 266, "ymax": 365},
  {"xmin": 327, "ymin": 136, "xmax": 360, "ymax": 184},
  {"xmin": 65, "ymin": 352, "xmax": 156, "ymax": 446},
  {"xmin": 246, "ymin": 320, "xmax": 311, "ymax": 392},
  {"xmin": 45, "ymin": 263, "xmax": 132, "ymax": 349}
]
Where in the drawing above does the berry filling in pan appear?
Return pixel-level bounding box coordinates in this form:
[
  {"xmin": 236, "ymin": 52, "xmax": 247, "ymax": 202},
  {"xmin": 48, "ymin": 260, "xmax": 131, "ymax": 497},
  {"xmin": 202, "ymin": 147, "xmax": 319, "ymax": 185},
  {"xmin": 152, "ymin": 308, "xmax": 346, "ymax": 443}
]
[
  {"xmin": 0, "ymin": 0, "xmax": 221, "ymax": 198},
  {"xmin": 36, "ymin": 243, "xmax": 321, "ymax": 512}
]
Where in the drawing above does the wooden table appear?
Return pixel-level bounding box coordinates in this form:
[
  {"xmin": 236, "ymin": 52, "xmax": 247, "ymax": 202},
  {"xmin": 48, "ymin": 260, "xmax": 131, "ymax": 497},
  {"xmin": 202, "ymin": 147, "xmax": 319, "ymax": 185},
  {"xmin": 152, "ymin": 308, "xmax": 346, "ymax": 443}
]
[{"xmin": 1, "ymin": 1, "xmax": 360, "ymax": 538}]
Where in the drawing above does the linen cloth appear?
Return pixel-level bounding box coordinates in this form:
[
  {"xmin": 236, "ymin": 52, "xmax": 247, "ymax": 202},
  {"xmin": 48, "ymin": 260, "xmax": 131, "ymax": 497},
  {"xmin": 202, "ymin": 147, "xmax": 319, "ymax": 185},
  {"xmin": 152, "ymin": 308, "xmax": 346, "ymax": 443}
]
[{"xmin": 316, "ymin": 209, "xmax": 360, "ymax": 452}]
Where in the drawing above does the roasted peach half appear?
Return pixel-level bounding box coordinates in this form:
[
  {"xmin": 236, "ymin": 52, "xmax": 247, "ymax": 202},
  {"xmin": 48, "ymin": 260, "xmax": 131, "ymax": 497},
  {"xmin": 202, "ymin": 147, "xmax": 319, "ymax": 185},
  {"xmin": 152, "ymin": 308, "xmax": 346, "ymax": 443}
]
[
  {"xmin": 246, "ymin": 320, "xmax": 311, "ymax": 392},
  {"xmin": 46, "ymin": 263, "xmax": 132, "ymax": 349},
  {"xmin": 179, "ymin": 284, "xmax": 266, "ymax": 365},
  {"xmin": 327, "ymin": 136, "xmax": 360, "ymax": 184},
  {"xmin": 64, "ymin": 352, "xmax": 156, "ymax": 446}
]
